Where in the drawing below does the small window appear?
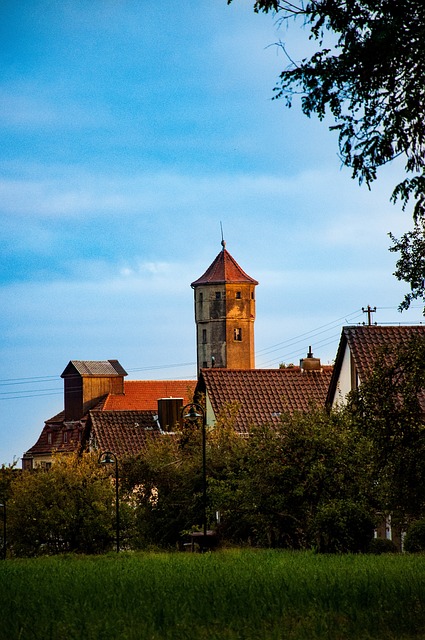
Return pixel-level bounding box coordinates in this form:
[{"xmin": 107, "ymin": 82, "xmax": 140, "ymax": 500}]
[
  {"xmin": 202, "ymin": 329, "xmax": 207, "ymax": 344},
  {"xmin": 63, "ymin": 431, "xmax": 68, "ymax": 444},
  {"xmin": 234, "ymin": 328, "xmax": 242, "ymax": 341},
  {"xmin": 236, "ymin": 291, "xmax": 241, "ymax": 299},
  {"xmin": 199, "ymin": 292, "xmax": 203, "ymax": 303},
  {"xmin": 47, "ymin": 432, "xmax": 52, "ymax": 445},
  {"xmin": 202, "ymin": 361, "xmax": 208, "ymax": 368},
  {"xmin": 251, "ymin": 292, "xmax": 254, "ymax": 300},
  {"xmin": 215, "ymin": 291, "xmax": 221, "ymax": 300}
]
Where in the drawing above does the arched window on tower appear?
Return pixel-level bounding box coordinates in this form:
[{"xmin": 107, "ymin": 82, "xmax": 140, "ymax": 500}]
[{"xmin": 234, "ymin": 328, "xmax": 242, "ymax": 341}]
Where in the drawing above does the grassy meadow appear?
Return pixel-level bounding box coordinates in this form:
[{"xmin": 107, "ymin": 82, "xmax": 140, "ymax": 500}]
[{"xmin": 1, "ymin": 549, "xmax": 425, "ymax": 639}]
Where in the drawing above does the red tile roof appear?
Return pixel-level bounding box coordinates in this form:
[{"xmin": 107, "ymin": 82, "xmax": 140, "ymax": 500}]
[
  {"xmin": 347, "ymin": 325, "xmax": 425, "ymax": 378},
  {"xmin": 328, "ymin": 325, "xmax": 425, "ymax": 408},
  {"xmin": 191, "ymin": 247, "xmax": 258, "ymax": 286},
  {"xmin": 198, "ymin": 366, "xmax": 333, "ymax": 433},
  {"xmin": 103, "ymin": 380, "xmax": 197, "ymax": 410},
  {"xmin": 23, "ymin": 415, "xmax": 88, "ymax": 457},
  {"xmin": 89, "ymin": 410, "xmax": 166, "ymax": 459},
  {"xmin": 23, "ymin": 380, "xmax": 196, "ymax": 460}
]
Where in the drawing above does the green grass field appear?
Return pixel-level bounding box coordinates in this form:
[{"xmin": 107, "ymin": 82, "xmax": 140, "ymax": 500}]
[{"xmin": 1, "ymin": 549, "xmax": 425, "ymax": 639}]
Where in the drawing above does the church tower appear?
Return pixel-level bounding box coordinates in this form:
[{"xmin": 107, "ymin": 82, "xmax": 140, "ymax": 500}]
[{"xmin": 191, "ymin": 241, "xmax": 258, "ymax": 374}]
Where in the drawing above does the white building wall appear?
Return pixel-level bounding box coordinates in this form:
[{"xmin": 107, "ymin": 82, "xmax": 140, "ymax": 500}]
[
  {"xmin": 332, "ymin": 343, "xmax": 353, "ymax": 408},
  {"xmin": 205, "ymin": 392, "xmax": 216, "ymax": 427}
]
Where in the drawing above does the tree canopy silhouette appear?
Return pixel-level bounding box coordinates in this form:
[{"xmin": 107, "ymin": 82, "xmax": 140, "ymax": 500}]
[{"xmin": 229, "ymin": 0, "xmax": 425, "ymax": 312}]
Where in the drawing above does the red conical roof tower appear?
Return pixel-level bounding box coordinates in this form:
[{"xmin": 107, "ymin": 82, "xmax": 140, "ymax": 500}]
[
  {"xmin": 191, "ymin": 241, "xmax": 258, "ymax": 375},
  {"xmin": 191, "ymin": 241, "xmax": 258, "ymax": 287}
]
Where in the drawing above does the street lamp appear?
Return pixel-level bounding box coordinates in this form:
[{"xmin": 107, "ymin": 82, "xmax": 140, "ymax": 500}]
[
  {"xmin": 98, "ymin": 451, "xmax": 120, "ymax": 553},
  {"xmin": 0, "ymin": 500, "xmax": 6, "ymax": 560},
  {"xmin": 182, "ymin": 403, "xmax": 207, "ymax": 545}
]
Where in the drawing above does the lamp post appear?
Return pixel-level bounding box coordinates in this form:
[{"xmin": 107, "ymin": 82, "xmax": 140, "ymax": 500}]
[
  {"xmin": 98, "ymin": 451, "xmax": 120, "ymax": 553},
  {"xmin": 182, "ymin": 403, "xmax": 207, "ymax": 543},
  {"xmin": 0, "ymin": 500, "xmax": 6, "ymax": 560}
]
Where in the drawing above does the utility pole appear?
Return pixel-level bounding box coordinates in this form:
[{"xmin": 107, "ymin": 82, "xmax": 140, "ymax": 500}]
[{"xmin": 362, "ymin": 305, "xmax": 377, "ymax": 326}]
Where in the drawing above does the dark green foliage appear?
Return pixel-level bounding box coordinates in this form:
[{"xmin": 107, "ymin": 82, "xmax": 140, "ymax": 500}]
[
  {"xmin": 122, "ymin": 338, "xmax": 424, "ymax": 552},
  {"xmin": 8, "ymin": 335, "xmax": 425, "ymax": 555},
  {"xmin": 367, "ymin": 537, "xmax": 398, "ymax": 554},
  {"xmin": 0, "ymin": 462, "xmax": 18, "ymax": 501},
  {"xmin": 121, "ymin": 433, "xmax": 204, "ymax": 548},
  {"xmin": 225, "ymin": 409, "xmax": 373, "ymax": 549},
  {"xmin": 228, "ymin": 0, "xmax": 425, "ymax": 312},
  {"xmin": 404, "ymin": 518, "xmax": 425, "ymax": 553},
  {"xmin": 122, "ymin": 405, "xmax": 375, "ymax": 551},
  {"xmin": 348, "ymin": 336, "xmax": 425, "ymax": 525},
  {"xmin": 7, "ymin": 453, "xmax": 116, "ymax": 556},
  {"xmin": 389, "ymin": 219, "xmax": 425, "ymax": 311},
  {"xmin": 310, "ymin": 499, "xmax": 375, "ymax": 553}
]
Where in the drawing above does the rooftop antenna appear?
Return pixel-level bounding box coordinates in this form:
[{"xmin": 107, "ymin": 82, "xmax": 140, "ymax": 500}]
[{"xmin": 220, "ymin": 221, "xmax": 226, "ymax": 250}]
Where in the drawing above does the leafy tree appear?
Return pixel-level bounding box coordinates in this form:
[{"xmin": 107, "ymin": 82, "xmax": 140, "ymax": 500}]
[
  {"xmin": 121, "ymin": 432, "xmax": 204, "ymax": 548},
  {"xmin": 348, "ymin": 336, "xmax": 425, "ymax": 527},
  {"xmin": 8, "ymin": 453, "xmax": 116, "ymax": 556},
  {"xmin": 228, "ymin": 0, "xmax": 425, "ymax": 311},
  {"xmin": 389, "ymin": 219, "xmax": 425, "ymax": 311},
  {"xmin": 404, "ymin": 518, "xmax": 425, "ymax": 552},
  {"xmin": 0, "ymin": 462, "xmax": 18, "ymax": 502},
  {"xmin": 122, "ymin": 405, "xmax": 374, "ymax": 551},
  {"xmin": 234, "ymin": 408, "xmax": 374, "ymax": 549},
  {"xmin": 204, "ymin": 402, "xmax": 253, "ymax": 543},
  {"xmin": 310, "ymin": 499, "xmax": 375, "ymax": 553}
]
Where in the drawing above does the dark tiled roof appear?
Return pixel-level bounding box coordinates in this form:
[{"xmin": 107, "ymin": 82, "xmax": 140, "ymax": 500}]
[
  {"xmin": 103, "ymin": 380, "xmax": 197, "ymax": 410},
  {"xmin": 23, "ymin": 417, "xmax": 87, "ymax": 457},
  {"xmin": 328, "ymin": 325, "xmax": 425, "ymax": 407},
  {"xmin": 191, "ymin": 248, "xmax": 258, "ymax": 286},
  {"xmin": 90, "ymin": 410, "xmax": 165, "ymax": 458},
  {"xmin": 346, "ymin": 325, "xmax": 425, "ymax": 379},
  {"xmin": 198, "ymin": 366, "xmax": 333, "ymax": 433},
  {"xmin": 24, "ymin": 380, "xmax": 195, "ymax": 460},
  {"xmin": 61, "ymin": 359, "xmax": 127, "ymax": 377}
]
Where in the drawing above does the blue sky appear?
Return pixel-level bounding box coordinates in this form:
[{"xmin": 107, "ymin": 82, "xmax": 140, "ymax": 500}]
[{"xmin": 1, "ymin": 0, "xmax": 422, "ymax": 465}]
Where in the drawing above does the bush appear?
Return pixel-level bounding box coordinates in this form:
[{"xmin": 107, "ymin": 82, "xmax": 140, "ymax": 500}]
[
  {"xmin": 310, "ymin": 500, "xmax": 375, "ymax": 553},
  {"xmin": 367, "ymin": 537, "xmax": 398, "ymax": 554},
  {"xmin": 404, "ymin": 519, "xmax": 425, "ymax": 553},
  {"xmin": 8, "ymin": 453, "xmax": 117, "ymax": 556}
]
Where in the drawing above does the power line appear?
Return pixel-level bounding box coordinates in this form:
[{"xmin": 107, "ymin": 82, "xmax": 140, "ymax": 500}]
[
  {"xmin": 0, "ymin": 375, "xmax": 57, "ymax": 385},
  {"xmin": 255, "ymin": 309, "xmax": 362, "ymax": 356},
  {"xmin": 257, "ymin": 333, "xmax": 341, "ymax": 368},
  {"xmin": 127, "ymin": 362, "xmax": 196, "ymax": 373},
  {"xmin": 1, "ymin": 391, "xmax": 63, "ymax": 400},
  {"xmin": 0, "ymin": 306, "xmax": 422, "ymax": 397},
  {"xmin": 0, "ymin": 387, "xmax": 61, "ymax": 396}
]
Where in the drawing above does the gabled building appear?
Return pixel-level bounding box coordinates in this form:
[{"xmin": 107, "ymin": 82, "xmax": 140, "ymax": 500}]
[
  {"xmin": 326, "ymin": 324, "xmax": 425, "ymax": 549},
  {"xmin": 22, "ymin": 361, "xmax": 196, "ymax": 469},
  {"xmin": 327, "ymin": 325, "xmax": 425, "ymax": 410},
  {"xmin": 22, "ymin": 244, "xmax": 336, "ymax": 466},
  {"xmin": 196, "ymin": 351, "xmax": 333, "ymax": 433}
]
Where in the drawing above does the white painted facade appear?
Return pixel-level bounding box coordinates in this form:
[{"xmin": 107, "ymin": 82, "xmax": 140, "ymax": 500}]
[
  {"xmin": 331, "ymin": 343, "xmax": 354, "ymax": 408},
  {"xmin": 205, "ymin": 392, "xmax": 216, "ymax": 427}
]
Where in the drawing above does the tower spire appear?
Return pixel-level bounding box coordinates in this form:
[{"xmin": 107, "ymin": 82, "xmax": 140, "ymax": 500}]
[{"xmin": 220, "ymin": 221, "xmax": 226, "ymax": 250}]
